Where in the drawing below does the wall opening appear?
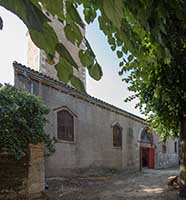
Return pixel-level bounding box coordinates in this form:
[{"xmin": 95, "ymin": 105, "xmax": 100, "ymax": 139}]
[
  {"xmin": 139, "ymin": 127, "xmax": 154, "ymax": 170},
  {"xmin": 142, "ymin": 147, "xmax": 149, "ymax": 167}
]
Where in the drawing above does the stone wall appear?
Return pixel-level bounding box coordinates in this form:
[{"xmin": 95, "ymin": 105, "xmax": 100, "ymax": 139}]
[
  {"xmin": 14, "ymin": 63, "xmax": 145, "ymax": 177},
  {"xmin": 155, "ymin": 138, "xmax": 179, "ymax": 168},
  {"xmin": 0, "ymin": 144, "xmax": 45, "ymax": 199},
  {"xmin": 27, "ymin": 32, "xmax": 40, "ymax": 72},
  {"xmin": 0, "ymin": 152, "xmax": 28, "ymax": 199},
  {"xmin": 28, "ymin": 144, "xmax": 45, "ymax": 198},
  {"xmin": 44, "ymin": 93, "xmax": 143, "ymax": 177},
  {"xmin": 14, "ymin": 63, "xmax": 179, "ymax": 178},
  {"xmin": 27, "ymin": 17, "xmax": 87, "ymax": 89}
]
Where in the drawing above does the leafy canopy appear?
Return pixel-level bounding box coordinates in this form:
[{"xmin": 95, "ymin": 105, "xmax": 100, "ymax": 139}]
[
  {"xmin": 0, "ymin": 0, "xmax": 103, "ymax": 92},
  {"xmin": 1, "ymin": 0, "xmax": 186, "ymax": 138},
  {"xmin": 0, "ymin": 85, "xmax": 55, "ymax": 159},
  {"xmin": 77, "ymin": 0, "xmax": 186, "ymax": 139}
]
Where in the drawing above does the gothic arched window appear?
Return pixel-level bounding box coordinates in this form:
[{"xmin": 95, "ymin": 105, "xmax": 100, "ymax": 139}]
[
  {"xmin": 57, "ymin": 109, "xmax": 74, "ymax": 141},
  {"xmin": 140, "ymin": 127, "xmax": 153, "ymax": 144},
  {"xmin": 113, "ymin": 125, "xmax": 122, "ymax": 147}
]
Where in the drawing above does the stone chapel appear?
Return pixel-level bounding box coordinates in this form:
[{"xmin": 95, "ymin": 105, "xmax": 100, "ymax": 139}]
[{"xmin": 14, "ymin": 16, "xmax": 179, "ymax": 178}]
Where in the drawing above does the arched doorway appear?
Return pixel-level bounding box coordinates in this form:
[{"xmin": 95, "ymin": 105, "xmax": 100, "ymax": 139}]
[{"xmin": 138, "ymin": 127, "xmax": 154, "ymax": 170}]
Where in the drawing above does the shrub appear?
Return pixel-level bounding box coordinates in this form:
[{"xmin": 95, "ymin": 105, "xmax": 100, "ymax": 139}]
[{"xmin": 0, "ymin": 85, "xmax": 55, "ymax": 159}]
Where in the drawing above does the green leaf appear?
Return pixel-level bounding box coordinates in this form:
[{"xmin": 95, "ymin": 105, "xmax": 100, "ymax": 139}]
[
  {"xmin": 84, "ymin": 38, "xmax": 97, "ymax": 57},
  {"xmin": 117, "ymin": 50, "xmax": 123, "ymax": 58},
  {"xmin": 56, "ymin": 43, "xmax": 79, "ymax": 70},
  {"xmin": 88, "ymin": 62, "xmax": 103, "ymax": 81},
  {"xmin": 0, "ymin": 0, "xmax": 49, "ymax": 32},
  {"xmin": 79, "ymin": 49, "xmax": 94, "ymax": 67},
  {"xmin": 46, "ymin": 53, "xmax": 55, "ymax": 65},
  {"xmin": 118, "ymin": 69, "xmax": 124, "ymax": 76},
  {"xmin": 164, "ymin": 47, "xmax": 171, "ymax": 64},
  {"xmin": 83, "ymin": 7, "xmax": 97, "ymax": 24},
  {"xmin": 128, "ymin": 55, "xmax": 133, "ymax": 62},
  {"xmin": 122, "ymin": 46, "xmax": 128, "ymax": 54},
  {"xmin": 31, "ymin": 0, "xmax": 64, "ymax": 21},
  {"xmin": 0, "ymin": 16, "xmax": 3, "ymax": 30},
  {"xmin": 111, "ymin": 45, "xmax": 116, "ymax": 51},
  {"xmin": 103, "ymin": 0, "xmax": 123, "ymax": 29},
  {"xmin": 66, "ymin": 1, "xmax": 84, "ymax": 28},
  {"xmin": 119, "ymin": 61, "xmax": 124, "ymax": 67},
  {"xmin": 108, "ymin": 36, "xmax": 115, "ymax": 45},
  {"xmin": 55, "ymin": 59, "xmax": 73, "ymax": 83},
  {"xmin": 117, "ymin": 39, "xmax": 123, "ymax": 46},
  {"xmin": 70, "ymin": 75, "xmax": 85, "ymax": 92},
  {"xmin": 0, "ymin": 84, "xmax": 53, "ymax": 160},
  {"xmin": 64, "ymin": 23, "xmax": 83, "ymax": 47},
  {"xmin": 29, "ymin": 23, "xmax": 58, "ymax": 56}
]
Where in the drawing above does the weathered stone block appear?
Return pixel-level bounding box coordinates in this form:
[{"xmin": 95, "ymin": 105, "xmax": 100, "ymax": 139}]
[{"xmin": 0, "ymin": 144, "xmax": 45, "ymax": 199}]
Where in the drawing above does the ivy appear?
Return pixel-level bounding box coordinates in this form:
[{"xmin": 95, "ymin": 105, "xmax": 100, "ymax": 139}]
[{"xmin": 0, "ymin": 85, "xmax": 55, "ymax": 160}]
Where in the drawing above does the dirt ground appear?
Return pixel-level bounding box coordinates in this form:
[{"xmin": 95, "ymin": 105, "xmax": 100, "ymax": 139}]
[{"xmin": 44, "ymin": 168, "xmax": 180, "ymax": 200}]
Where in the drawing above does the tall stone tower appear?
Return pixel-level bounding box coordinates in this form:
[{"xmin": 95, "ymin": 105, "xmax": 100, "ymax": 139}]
[{"xmin": 27, "ymin": 18, "xmax": 86, "ymax": 89}]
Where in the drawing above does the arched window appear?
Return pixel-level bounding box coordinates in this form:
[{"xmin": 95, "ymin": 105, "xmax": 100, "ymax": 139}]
[
  {"xmin": 139, "ymin": 127, "xmax": 153, "ymax": 144},
  {"xmin": 113, "ymin": 125, "xmax": 122, "ymax": 147},
  {"xmin": 162, "ymin": 144, "xmax": 166, "ymax": 153},
  {"xmin": 174, "ymin": 141, "xmax": 177, "ymax": 153},
  {"xmin": 57, "ymin": 110, "xmax": 74, "ymax": 141}
]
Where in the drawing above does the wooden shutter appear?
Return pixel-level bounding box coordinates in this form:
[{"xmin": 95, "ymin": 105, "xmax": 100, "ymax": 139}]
[
  {"xmin": 57, "ymin": 110, "xmax": 74, "ymax": 141},
  {"xmin": 113, "ymin": 126, "xmax": 122, "ymax": 147}
]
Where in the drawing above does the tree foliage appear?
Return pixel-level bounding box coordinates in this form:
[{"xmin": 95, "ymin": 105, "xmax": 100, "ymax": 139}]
[
  {"xmin": 78, "ymin": 0, "xmax": 186, "ymax": 139},
  {"xmin": 0, "ymin": 0, "xmax": 185, "ymax": 140},
  {"xmin": 0, "ymin": 16, "xmax": 2, "ymax": 29},
  {"xmin": 0, "ymin": 0, "xmax": 185, "ymax": 134},
  {"xmin": 1, "ymin": 0, "xmax": 186, "ymax": 196},
  {"xmin": 0, "ymin": 85, "xmax": 54, "ymax": 160},
  {"xmin": 0, "ymin": 0, "xmax": 103, "ymax": 92}
]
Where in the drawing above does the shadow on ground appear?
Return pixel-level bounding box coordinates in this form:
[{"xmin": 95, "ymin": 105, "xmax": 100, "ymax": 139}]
[{"xmin": 44, "ymin": 168, "xmax": 180, "ymax": 200}]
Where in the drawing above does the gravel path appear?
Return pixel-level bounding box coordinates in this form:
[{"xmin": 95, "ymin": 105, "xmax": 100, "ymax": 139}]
[{"xmin": 45, "ymin": 168, "xmax": 180, "ymax": 200}]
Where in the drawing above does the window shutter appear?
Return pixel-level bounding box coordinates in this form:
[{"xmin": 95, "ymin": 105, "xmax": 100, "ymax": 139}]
[
  {"xmin": 113, "ymin": 125, "xmax": 122, "ymax": 147},
  {"xmin": 57, "ymin": 110, "xmax": 74, "ymax": 141}
]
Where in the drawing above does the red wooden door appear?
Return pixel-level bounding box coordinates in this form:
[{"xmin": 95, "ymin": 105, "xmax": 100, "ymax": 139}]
[
  {"xmin": 148, "ymin": 148, "xmax": 154, "ymax": 169},
  {"xmin": 140, "ymin": 146, "xmax": 142, "ymax": 171}
]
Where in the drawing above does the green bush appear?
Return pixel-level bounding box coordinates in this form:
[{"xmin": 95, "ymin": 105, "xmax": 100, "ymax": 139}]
[{"xmin": 0, "ymin": 85, "xmax": 55, "ymax": 159}]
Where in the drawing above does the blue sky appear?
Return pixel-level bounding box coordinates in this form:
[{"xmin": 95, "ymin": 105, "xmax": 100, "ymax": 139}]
[{"xmin": 0, "ymin": 6, "xmax": 142, "ymax": 118}]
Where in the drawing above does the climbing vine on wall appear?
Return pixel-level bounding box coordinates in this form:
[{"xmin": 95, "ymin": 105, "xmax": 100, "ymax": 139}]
[{"xmin": 0, "ymin": 85, "xmax": 55, "ymax": 160}]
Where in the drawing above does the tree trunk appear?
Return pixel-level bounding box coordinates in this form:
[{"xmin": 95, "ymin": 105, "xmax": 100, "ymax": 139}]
[{"xmin": 179, "ymin": 115, "xmax": 186, "ymax": 198}]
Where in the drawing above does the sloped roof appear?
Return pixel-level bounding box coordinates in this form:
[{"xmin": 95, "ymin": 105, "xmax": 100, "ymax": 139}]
[{"xmin": 13, "ymin": 61, "xmax": 146, "ymax": 124}]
